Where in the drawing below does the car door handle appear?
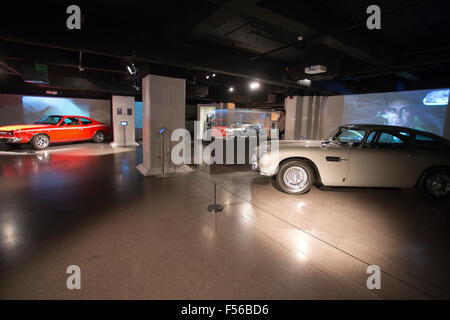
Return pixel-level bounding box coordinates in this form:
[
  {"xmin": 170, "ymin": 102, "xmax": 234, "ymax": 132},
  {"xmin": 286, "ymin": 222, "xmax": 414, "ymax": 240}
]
[{"xmin": 326, "ymin": 156, "xmax": 341, "ymax": 162}]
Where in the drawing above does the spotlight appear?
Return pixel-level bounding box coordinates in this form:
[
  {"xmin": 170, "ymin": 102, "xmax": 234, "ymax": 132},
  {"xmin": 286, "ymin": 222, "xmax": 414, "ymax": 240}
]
[
  {"xmin": 212, "ymin": 73, "xmax": 216, "ymax": 77},
  {"xmin": 228, "ymin": 87, "xmax": 234, "ymax": 92},
  {"xmin": 205, "ymin": 75, "xmax": 210, "ymax": 79},
  {"xmin": 127, "ymin": 64, "xmax": 137, "ymax": 75},
  {"xmin": 249, "ymin": 81, "xmax": 260, "ymax": 90}
]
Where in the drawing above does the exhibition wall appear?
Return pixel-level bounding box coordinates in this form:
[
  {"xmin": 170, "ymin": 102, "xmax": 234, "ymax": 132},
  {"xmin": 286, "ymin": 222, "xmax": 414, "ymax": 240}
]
[
  {"xmin": 321, "ymin": 88, "xmax": 450, "ymax": 139},
  {"xmin": 0, "ymin": 94, "xmax": 112, "ymax": 126}
]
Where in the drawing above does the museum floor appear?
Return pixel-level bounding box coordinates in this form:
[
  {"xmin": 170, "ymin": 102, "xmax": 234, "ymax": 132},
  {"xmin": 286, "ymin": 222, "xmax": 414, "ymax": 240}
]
[{"xmin": 0, "ymin": 142, "xmax": 449, "ymax": 299}]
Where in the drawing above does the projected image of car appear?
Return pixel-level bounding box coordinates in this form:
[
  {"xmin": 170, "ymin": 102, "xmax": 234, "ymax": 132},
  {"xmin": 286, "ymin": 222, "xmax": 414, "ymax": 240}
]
[
  {"xmin": 0, "ymin": 115, "xmax": 111, "ymax": 150},
  {"xmin": 253, "ymin": 124, "xmax": 450, "ymax": 200}
]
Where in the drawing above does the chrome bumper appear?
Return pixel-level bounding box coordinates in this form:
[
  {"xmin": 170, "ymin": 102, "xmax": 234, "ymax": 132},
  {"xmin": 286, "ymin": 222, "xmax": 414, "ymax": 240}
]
[
  {"xmin": 0, "ymin": 137, "xmax": 21, "ymax": 143},
  {"xmin": 251, "ymin": 153, "xmax": 271, "ymax": 176}
]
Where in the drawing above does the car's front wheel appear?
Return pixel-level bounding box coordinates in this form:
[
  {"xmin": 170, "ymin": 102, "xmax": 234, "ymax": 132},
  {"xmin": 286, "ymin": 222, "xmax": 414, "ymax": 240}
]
[
  {"xmin": 276, "ymin": 160, "xmax": 314, "ymax": 195},
  {"xmin": 419, "ymin": 169, "xmax": 450, "ymax": 201},
  {"xmin": 92, "ymin": 131, "xmax": 105, "ymax": 143},
  {"xmin": 31, "ymin": 134, "xmax": 50, "ymax": 150}
]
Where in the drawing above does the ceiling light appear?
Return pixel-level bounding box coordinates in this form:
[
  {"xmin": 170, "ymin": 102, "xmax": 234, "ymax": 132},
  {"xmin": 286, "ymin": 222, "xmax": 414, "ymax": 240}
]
[
  {"xmin": 205, "ymin": 75, "xmax": 210, "ymax": 79},
  {"xmin": 45, "ymin": 90, "xmax": 58, "ymax": 95},
  {"xmin": 228, "ymin": 87, "xmax": 234, "ymax": 92},
  {"xmin": 212, "ymin": 73, "xmax": 216, "ymax": 77},
  {"xmin": 249, "ymin": 81, "xmax": 260, "ymax": 90}
]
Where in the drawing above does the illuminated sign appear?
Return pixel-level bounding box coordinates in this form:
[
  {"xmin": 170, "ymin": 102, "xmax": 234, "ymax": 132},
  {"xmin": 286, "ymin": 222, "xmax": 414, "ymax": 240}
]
[{"xmin": 121, "ymin": 121, "xmax": 128, "ymax": 126}]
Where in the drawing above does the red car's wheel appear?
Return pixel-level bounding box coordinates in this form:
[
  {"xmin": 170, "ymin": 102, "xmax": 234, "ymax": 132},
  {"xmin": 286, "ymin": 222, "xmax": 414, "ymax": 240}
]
[
  {"xmin": 92, "ymin": 131, "xmax": 105, "ymax": 143},
  {"xmin": 31, "ymin": 134, "xmax": 50, "ymax": 150}
]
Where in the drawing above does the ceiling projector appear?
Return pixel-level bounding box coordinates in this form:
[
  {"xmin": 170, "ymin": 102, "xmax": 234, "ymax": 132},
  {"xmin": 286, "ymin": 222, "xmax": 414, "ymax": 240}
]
[{"xmin": 305, "ymin": 65, "xmax": 327, "ymax": 74}]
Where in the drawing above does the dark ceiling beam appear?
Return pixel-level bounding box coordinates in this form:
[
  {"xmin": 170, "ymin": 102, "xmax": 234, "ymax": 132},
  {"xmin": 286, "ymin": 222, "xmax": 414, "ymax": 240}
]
[
  {"xmin": 0, "ymin": 35, "xmax": 313, "ymax": 92},
  {"xmin": 185, "ymin": 0, "xmax": 261, "ymax": 41},
  {"xmin": 338, "ymin": 54, "xmax": 450, "ymax": 80},
  {"xmin": 0, "ymin": 59, "xmax": 21, "ymax": 76},
  {"xmin": 245, "ymin": 5, "xmax": 376, "ymax": 61}
]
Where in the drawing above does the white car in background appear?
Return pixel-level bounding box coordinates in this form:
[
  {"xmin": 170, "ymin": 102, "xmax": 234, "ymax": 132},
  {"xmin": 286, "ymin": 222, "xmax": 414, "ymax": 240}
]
[
  {"xmin": 226, "ymin": 123, "xmax": 259, "ymax": 137},
  {"xmin": 252, "ymin": 124, "xmax": 450, "ymax": 200}
]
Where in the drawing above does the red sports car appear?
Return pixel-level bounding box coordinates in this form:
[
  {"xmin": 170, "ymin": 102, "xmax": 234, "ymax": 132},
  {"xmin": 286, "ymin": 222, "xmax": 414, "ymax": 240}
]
[{"xmin": 0, "ymin": 115, "xmax": 112, "ymax": 150}]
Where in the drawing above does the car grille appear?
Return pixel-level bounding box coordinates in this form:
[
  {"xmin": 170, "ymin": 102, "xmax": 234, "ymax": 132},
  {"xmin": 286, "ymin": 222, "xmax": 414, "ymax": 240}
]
[{"xmin": 0, "ymin": 131, "xmax": 13, "ymax": 136}]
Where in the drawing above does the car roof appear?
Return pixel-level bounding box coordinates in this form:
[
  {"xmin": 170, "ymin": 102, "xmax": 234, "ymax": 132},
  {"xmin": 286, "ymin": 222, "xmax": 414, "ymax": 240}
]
[{"xmin": 342, "ymin": 123, "xmax": 432, "ymax": 134}]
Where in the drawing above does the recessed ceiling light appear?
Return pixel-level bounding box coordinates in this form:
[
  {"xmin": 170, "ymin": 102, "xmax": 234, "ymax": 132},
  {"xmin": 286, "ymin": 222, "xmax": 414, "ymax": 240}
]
[
  {"xmin": 229, "ymin": 87, "xmax": 234, "ymax": 92},
  {"xmin": 249, "ymin": 81, "xmax": 260, "ymax": 90}
]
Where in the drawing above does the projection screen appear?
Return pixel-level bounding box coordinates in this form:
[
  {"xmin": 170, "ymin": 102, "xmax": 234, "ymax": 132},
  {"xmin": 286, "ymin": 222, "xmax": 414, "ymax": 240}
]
[{"xmin": 343, "ymin": 88, "xmax": 449, "ymax": 136}]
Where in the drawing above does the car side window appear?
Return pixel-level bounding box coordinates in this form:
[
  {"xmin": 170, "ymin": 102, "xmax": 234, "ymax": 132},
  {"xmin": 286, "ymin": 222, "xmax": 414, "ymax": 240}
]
[
  {"xmin": 415, "ymin": 134, "xmax": 442, "ymax": 150},
  {"xmin": 372, "ymin": 131, "xmax": 411, "ymax": 149},
  {"xmin": 62, "ymin": 117, "xmax": 80, "ymax": 126},
  {"xmin": 336, "ymin": 128, "xmax": 366, "ymax": 146},
  {"xmin": 81, "ymin": 118, "xmax": 92, "ymax": 125},
  {"xmin": 363, "ymin": 131, "xmax": 377, "ymax": 148}
]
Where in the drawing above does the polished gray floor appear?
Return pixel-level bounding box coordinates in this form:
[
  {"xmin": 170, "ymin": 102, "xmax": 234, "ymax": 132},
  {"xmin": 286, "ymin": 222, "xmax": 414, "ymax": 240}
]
[{"xmin": 0, "ymin": 142, "xmax": 449, "ymax": 299}]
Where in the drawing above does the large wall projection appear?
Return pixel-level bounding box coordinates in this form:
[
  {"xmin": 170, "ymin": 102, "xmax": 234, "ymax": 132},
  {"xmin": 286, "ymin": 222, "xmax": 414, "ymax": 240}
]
[
  {"xmin": 343, "ymin": 88, "xmax": 449, "ymax": 136},
  {"xmin": 0, "ymin": 94, "xmax": 111, "ymax": 126}
]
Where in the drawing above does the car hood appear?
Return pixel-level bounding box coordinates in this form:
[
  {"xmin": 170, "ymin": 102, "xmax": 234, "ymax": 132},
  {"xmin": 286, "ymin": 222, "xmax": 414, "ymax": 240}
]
[{"xmin": 0, "ymin": 124, "xmax": 53, "ymax": 131}]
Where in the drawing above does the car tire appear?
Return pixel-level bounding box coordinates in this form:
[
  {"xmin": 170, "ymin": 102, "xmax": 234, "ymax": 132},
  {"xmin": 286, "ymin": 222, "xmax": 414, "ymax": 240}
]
[
  {"xmin": 31, "ymin": 134, "xmax": 50, "ymax": 150},
  {"xmin": 276, "ymin": 160, "xmax": 314, "ymax": 195},
  {"xmin": 418, "ymin": 168, "xmax": 450, "ymax": 201},
  {"xmin": 92, "ymin": 131, "xmax": 105, "ymax": 143}
]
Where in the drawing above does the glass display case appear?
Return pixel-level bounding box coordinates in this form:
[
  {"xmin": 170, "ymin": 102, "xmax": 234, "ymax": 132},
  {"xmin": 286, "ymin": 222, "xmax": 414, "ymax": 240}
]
[{"xmin": 198, "ymin": 106, "xmax": 279, "ymax": 140}]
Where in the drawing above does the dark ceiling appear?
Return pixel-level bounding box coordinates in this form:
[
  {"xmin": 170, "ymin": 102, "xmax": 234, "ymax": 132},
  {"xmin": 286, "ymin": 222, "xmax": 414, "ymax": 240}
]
[{"xmin": 0, "ymin": 0, "xmax": 449, "ymax": 107}]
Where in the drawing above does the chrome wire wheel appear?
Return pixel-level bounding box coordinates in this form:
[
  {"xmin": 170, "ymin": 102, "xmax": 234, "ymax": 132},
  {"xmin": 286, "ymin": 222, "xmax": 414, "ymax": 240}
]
[
  {"xmin": 283, "ymin": 166, "xmax": 308, "ymax": 191},
  {"xmin": 425, "ymin": 173, "xmax": 450, "ymax": 198},
  {"xmin": 35, "ymin": 135, "xmax": 49, "ymax": 149}
]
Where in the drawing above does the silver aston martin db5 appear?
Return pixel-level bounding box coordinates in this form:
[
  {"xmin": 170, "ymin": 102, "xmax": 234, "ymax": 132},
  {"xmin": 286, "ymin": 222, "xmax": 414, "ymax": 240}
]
[{"xmin": 252, "ymin": 124, "xmax": 450, "ymax": 200}]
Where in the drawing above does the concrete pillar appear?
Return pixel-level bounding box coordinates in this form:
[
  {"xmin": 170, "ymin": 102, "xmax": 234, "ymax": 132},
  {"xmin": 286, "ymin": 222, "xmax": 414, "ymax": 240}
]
[
  {"xmin": 136, "ymin": 74, "xmax": 191, "ymax": 176},
  {"xmin": 111, "ymin": 95, "xmax": 138, "ymax": 147}
]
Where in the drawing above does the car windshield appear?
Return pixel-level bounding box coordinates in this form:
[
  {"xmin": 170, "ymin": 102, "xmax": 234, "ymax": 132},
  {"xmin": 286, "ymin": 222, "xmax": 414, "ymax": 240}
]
[
  {"xmin": 35, "ymin": 116, "xmax": 62, "ymax": 125},
  {"xmin": 326, "ymin": 127, "xmax": 366, "ymax": 146}
]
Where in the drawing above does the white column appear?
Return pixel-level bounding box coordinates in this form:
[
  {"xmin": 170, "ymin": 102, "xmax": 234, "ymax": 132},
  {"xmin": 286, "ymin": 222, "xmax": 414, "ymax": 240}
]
[
  {"xmin": 111, "ymin": 96, "xmax": 138, "ymax": 147},
  {"xmin": 136, "ymin": 74, "xmax": 191, "ymax": 176}
]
